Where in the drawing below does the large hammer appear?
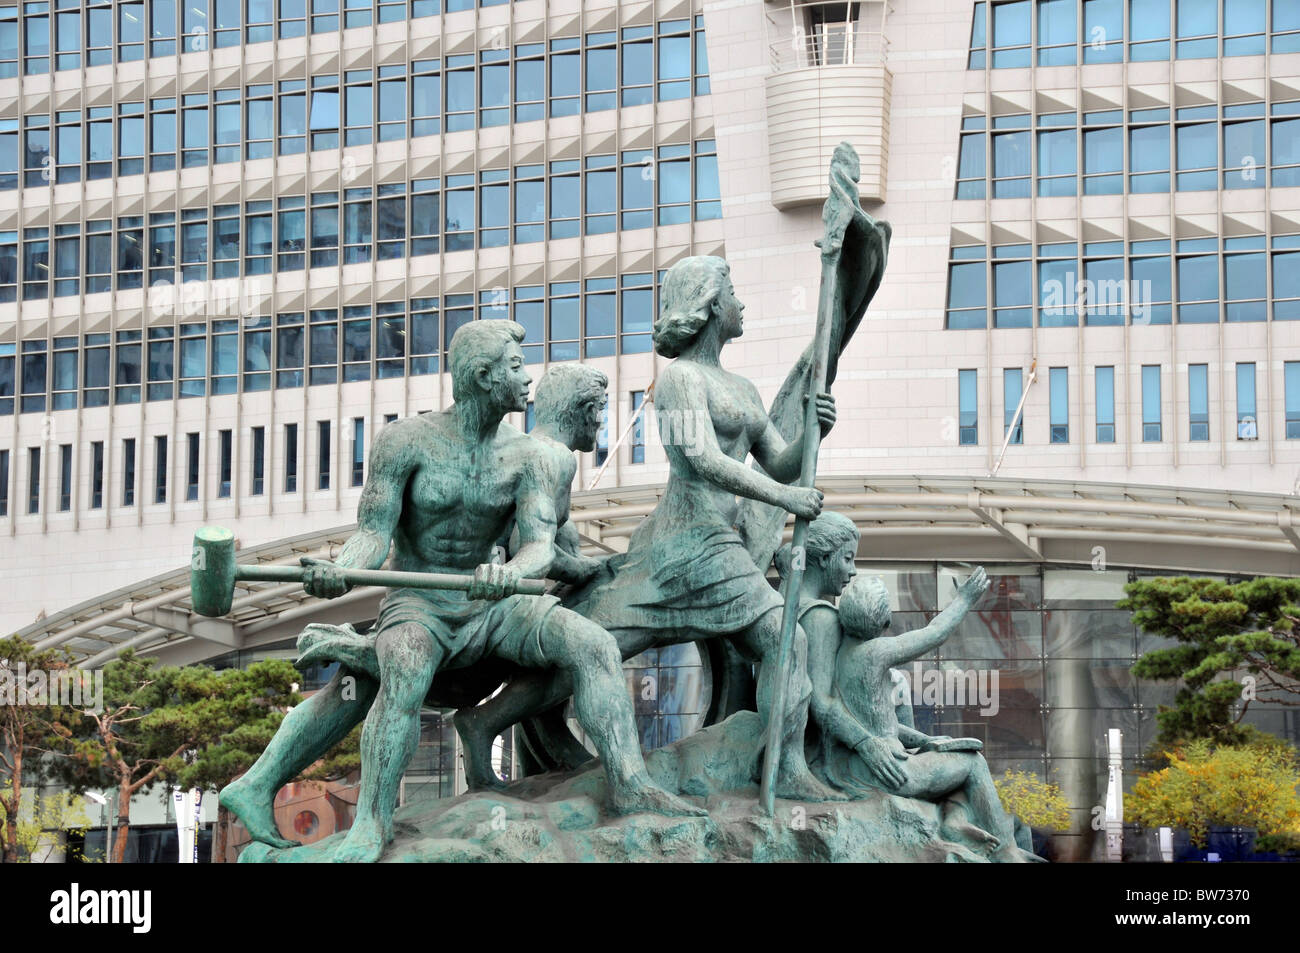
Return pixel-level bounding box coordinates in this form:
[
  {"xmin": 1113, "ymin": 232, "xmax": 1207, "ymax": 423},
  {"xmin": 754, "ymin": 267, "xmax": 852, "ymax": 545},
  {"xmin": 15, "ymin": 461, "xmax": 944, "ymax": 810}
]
[{"xmin": 190, "ymin": 526, "xmax": 548, "ymax": 617}]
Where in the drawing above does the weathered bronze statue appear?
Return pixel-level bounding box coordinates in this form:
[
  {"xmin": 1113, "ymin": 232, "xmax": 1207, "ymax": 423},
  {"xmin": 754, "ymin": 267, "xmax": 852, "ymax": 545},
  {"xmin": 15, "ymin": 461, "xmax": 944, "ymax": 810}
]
[
  {"xmin": 214, "ymin": 143, "xmax": 1037, "ymax": 862},
  {"xmin": 220, "ymin": 324, "xmax": 701, "ymax": 863}
]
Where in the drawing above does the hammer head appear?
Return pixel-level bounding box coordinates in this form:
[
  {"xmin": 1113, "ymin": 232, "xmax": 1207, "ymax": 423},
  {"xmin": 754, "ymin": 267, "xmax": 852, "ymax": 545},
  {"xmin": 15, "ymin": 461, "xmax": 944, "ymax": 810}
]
[{"xmin": 192, "ymin": 526, "xmax": 237, "ymax": 617}]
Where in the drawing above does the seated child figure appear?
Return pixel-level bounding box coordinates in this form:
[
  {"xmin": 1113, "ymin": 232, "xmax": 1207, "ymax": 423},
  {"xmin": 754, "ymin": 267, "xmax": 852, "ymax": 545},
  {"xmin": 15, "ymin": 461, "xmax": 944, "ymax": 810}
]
[{"xmin": 823, "ymin": 567, "xmax": 1036, "ymax": 861}]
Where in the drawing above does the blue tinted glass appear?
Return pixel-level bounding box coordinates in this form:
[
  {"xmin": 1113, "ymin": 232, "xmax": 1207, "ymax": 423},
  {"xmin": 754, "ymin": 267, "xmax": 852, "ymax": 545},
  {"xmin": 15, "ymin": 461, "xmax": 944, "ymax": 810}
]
[
  {"xmin": 1225, "ymin": 253, "xmax": 1264, "ymax": 300},
  {"xmin": 1141, "ymin": 367, "xmax": 1161, "ymax": 424},
  {"xmin": 1083, "ymin": 126, "xmax": 1122, "ymax": 174},
  {"xmin": 1287, "ymin": 364, "xmax": 1300, "ymax": 416},
  {"xmin": 993, "ymin": 131, "xmax": 1029, "ymax": 177},
  {"xmin": 993, "ymin": 0, "xmax": 1030, "ymax": 47},
  {"xmin": 1131, "ymin": 0, "xmax": 1170, "ymax": 40},
  {"xmin": 1189, "ymin": 364, "xmax": 1208, "ymax": 415},
  {"xmin": 1237, "ymin": 363, "xmax": 1256, "ymax": 416},
  {"xmin": 1176, "ymin": 0, "xmax": 1214, "ymax": 37},
  {"xmin": 585, "ymin": 46, "xmax": 615, "ymax": 92},
  {"xmin": 1130, "ymin": 124, "xmax": 1169, "ymax": 171},
  {"xmin": 1132, "ymin": 255, "xmax": 1171, "ymax": 302},
  {"xmin": 1049, "ymin": 367, "xmax": 1068, "ymax": 426},
  {"xmin": 1176, "ymin": 123, "xmax": 1216, "ymax": 169},
  {"xmin": 1276, "ymin": 251, "xmax": 1300, "ymax": 298},
  {"xmin": 948, "ymin": 261, "xmax": 985, "ymax": 309},
  {"xmin": 1096, "ymin": 367, "xmax": 1114, "ymax": 423},
  {"xmin": 958, "ymin": 134, "xmax": 985, "ymax": 180},
  {"xmin": 1038, "ymin": 129, "xmax": 1075, "ymax": 176},
  {"xmin": 657, "ymin": 159, "xmax": 690, "ymax": 205},
  {"xmin": 959, "ymin": 369, "xmax": 977, "ymax": 415},
  {"xmin": 1178, "ymin": 254, "xmax": 1217, "ymax": 300},
  {"xmin": 1223, "ymin": 120, "xmax": 1264, "ymax": 169},
  {"xmin": 1038, "ymin": 0, "xmax": 1075, "ymax": 45},
  {"xmin": 659, "ymin": 35, "xmax": 690, "ymax": 80},
  {"xmin": 309, "ymin": 90, "xmax": 338, "ymax": 129},
  {"xmin": 993, "ymin": 260, "xmax": 1031, "ymax": 308}
]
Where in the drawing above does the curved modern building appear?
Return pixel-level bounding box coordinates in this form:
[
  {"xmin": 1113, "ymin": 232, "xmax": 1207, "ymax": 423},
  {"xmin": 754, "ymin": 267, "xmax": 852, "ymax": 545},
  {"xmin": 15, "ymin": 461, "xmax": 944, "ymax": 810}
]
[{"xmin": 5, "ymin": 0, "xmax": 1300, "ymax": 861}]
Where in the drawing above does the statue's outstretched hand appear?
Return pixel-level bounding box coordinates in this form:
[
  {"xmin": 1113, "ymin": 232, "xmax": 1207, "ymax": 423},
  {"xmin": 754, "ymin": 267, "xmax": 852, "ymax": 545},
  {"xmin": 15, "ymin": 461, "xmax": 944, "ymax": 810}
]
[
  {"xmin": 956, "ymin": 566, "xmax": 990, "ymax": 607},
  {"xmin": 469, "ymin": 562, "xmax": 521, "ymax": 601},
  {"xmin": 300, "ymin": 557, "xmax": 351, "ymax": 599},
  {"xmin": 854, "ymin": 735, "xmax": 909, "ymax": 791}
]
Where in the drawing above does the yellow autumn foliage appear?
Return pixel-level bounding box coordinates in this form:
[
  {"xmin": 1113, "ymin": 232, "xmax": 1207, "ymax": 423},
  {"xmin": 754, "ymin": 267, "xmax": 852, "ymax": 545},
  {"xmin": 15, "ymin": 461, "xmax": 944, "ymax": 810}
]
[
  {"xmin": 1125, "ymin": 739, "xmax": 1300, "ymax": 849},
  {"xmin": 994, "ymin": 769, "xmax": 1072, "ymax": 831}
]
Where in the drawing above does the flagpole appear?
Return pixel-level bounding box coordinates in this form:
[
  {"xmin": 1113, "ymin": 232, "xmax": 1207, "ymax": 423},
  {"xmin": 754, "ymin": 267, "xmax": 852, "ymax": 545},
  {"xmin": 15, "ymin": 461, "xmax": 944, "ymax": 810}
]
[{"xmin": 758, "ymin": 156, "xmax": 850, "ymax": 815}]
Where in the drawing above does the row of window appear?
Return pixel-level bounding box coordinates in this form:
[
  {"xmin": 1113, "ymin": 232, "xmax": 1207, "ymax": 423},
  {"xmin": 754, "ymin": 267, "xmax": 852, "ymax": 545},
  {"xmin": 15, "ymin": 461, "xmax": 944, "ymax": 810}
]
[
  {"xmin": 0, "ymin": 276, "xmax": 664, "ymax": 413},
  {"xmin": 0, "ymin": 417, "xmax": 357, "ymax": 516},
  {"xmin": 0, "ymin": 23, "xmax": 709, "ymax": 181},
  {"xmin": 968, "ymin": 0, "xmax": 1300, "ymax": 69},
  {"xmin": 0, "ymin": 389, "xmax": 648, "ymax": 516},
  {"xmin": 0, "ymin": 141, "xmax": 721, "ymax": 302},
  {"xmin": 955, "ymin": 102, "xmax": 1300, "ymax": 199},
  {"xmin": 945, "ymin": 235, "xmax": 1300, "ymax": 329},
  {"xmin": 0, "ymin": 1, "xmax": 706, "ymax": 75},
  {"xmin": 957, "ymin": 361, "xmax": 1300, "ymax": 447}
]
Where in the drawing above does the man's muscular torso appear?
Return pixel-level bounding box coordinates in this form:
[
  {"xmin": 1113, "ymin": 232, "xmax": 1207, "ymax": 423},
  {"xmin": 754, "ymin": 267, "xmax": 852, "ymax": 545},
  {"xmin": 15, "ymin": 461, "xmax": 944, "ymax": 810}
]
[{"xmin": 381, "ymin": 412, "xmax": 548, "ymax": 574}]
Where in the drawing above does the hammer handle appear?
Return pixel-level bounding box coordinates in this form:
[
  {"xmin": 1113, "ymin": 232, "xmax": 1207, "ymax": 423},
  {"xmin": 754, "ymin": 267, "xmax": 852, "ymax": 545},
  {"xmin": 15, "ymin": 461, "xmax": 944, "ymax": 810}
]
[{"xmin": 236, "ymin": 564, "xmax": 549, "ymax": 596}]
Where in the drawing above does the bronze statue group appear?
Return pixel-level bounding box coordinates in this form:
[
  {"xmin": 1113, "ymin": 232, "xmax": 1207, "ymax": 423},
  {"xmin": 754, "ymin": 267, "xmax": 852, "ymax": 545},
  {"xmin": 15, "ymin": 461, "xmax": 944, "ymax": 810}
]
[{"xmin": 221, "ymin": 149, "xmax": 1039, "ymax": 861}]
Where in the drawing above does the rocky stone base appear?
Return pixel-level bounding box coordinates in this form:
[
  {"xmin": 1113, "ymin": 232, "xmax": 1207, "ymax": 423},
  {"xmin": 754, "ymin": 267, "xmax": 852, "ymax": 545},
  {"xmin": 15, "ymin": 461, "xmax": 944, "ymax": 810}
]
[{"xmin": 239, "ymin": 713, "xmax": 1038, "ymax": 863}]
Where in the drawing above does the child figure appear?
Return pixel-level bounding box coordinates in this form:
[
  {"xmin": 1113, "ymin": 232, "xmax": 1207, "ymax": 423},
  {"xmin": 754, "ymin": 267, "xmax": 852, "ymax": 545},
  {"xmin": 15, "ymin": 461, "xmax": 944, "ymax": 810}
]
[{"xmin": 824, "ymin": 567, "xmax": 1038, "ymax": 861}]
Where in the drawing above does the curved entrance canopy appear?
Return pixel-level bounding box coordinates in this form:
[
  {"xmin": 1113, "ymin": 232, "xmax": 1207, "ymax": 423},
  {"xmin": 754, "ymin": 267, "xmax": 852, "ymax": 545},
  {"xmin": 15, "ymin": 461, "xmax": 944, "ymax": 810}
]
[{"xmin": 17, "ymin": 474, "xmax": 1300, "ymax": 667}]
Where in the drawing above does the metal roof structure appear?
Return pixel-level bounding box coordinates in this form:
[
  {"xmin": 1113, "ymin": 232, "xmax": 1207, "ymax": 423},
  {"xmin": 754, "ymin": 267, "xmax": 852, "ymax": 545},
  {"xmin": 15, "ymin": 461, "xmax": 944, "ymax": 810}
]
[{"xmin": 15, "ymin": 474, "xmax": 1300, "ymax": 667}]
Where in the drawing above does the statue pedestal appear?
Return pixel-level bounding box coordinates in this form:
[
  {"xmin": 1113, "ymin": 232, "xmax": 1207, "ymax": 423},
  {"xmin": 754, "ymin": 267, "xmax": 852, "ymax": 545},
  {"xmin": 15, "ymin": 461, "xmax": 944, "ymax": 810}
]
[{"xmin": 239, "ymin": 713, "xmax": 1025, "ymax": 863}]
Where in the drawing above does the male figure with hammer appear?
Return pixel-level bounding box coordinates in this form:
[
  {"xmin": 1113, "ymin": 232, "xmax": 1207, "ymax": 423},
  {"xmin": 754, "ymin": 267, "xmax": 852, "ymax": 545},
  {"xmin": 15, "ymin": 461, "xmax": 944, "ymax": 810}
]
[{"xmin": 220, "ymin": 320, "xmax": 702, "ymax": 862}]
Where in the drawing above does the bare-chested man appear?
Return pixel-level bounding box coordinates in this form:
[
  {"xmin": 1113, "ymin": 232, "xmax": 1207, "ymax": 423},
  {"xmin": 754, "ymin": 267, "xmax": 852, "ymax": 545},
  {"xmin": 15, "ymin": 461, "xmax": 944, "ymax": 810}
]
[{"xmin": 220, "ymin": 321, "xmax": 702, "ymax": 863}]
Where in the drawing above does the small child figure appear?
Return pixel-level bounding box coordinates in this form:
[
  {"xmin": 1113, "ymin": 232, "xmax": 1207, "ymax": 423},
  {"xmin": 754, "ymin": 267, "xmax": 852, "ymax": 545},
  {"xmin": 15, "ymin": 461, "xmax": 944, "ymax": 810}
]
[{"xmin": 824, "ymin": 566, "xmax": 1039, "ymax": 861}]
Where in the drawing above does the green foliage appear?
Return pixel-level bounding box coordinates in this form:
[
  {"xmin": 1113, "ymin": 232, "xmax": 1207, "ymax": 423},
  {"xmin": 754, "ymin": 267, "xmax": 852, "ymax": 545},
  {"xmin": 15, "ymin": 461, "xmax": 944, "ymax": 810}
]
[
  {"xmin": 12, "ymin": 791, "xmax": 91, "ymax": 861},
  {"xmin": 1125, "ymin": 737, "xmax": 1300, "ymax": 850},
  {"xmin": 994, "ymin": 770, "xmax": 1072, "ymax": 831},
  {"xmin": 1119, "ymin": 576, "xmax": 1300, "ymax": 748},
  {"xmin": 0, "ymin": 636, "xmax": 81, "ymax": 862}
]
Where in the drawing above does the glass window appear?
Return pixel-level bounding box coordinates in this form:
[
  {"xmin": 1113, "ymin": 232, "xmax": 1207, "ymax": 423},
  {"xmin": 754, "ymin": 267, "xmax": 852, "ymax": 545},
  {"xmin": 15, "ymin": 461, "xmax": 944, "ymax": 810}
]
[
  {"xmin": 1223, "ymin": 118, "xmax": 1265, "ymax": 190},
  {"xmin": 1141, "ymin": 365, "xmax": 1162, "ymax": 442},
  {"xmin": 1129, "ymin": 122, "xmax": 1170, "ymax": 192},
  {"xmin": 479, "ymin": 50, "xmax": 509, "ymax": 127},
  {"xmin": 1176, "ymin": 121, "xmax": 1217, "ymax": 190},
  {"xmin": 993, "ymin": 255, "xmax": 1032, "ymax": 328},
  {"xmin": 210, "ymin": 321, "xmax": 237, "ymax": 395},
  {"xmin": 946, "ymin": 249, "xmax": 987, "ymax": 329},
  {"xmin": 1188, "ymin": 363, "xmax": 1209, "ymax": 441},
  {"xmin": 585, "ymin": 155, "xmax": 616, "ymax": 235},
  {"xmin": 1286, "ymin": 362, "xmax": 1300, "ymax": 439},
  {"xmin": 351, "ymin": 417, "xmax": 364, "ymax": 486},
  {"xmin": 1048, "ymin": 367, "xmax": 1068, "ymax": 443},
  {"xmin": 958, "ymin": 368, "xmax": 977, "ymax": 445},
  {"xmin": 1003, "ymin": 367, "xmax": 1023, "ymax": 445},
  {"xmin": 27, "ymin": 447, "xmax": 38, "ymax": 514},
  {"xmin": 549, "ymin": 37, "xmax": 580, "ymax": 117},
  {"xmin": 1236, "ymin": 363, "xmax": 1257, "ymax": 440},
  {"xmin": 309, "ymin": 309, "xmax": 338, "ymax": 385},
  {"xmin": 1225, "ymin": 247, "xmax": 1265, "ymax": 322},
  {"xmin": 967, "ymin": 1, "xmax": 986, "ymax": 68},
  {"xmin": 317, "ymin": 420, "xmax": 330, "ymax": 490},
  {"xmin": 1037, "ymin": 126, "xmax": 1075, "ymax": 196},
  {"xmin": 1224, "ymin": 0, "xmax": 1266, "ymax": 56},
  {"xmin": 1037, "ymin": 0, "xmax": 1076, "ymax": 65},
  {"xmin": 412, "ymin": 59, "xmax": 441, "ymax": 137},
  {"xmin": 584, "ymin": 32, "xmax": 616, "ymax": 112},
  {"xmin": 445, "ymin": 54, "xmax": 474, "ymax": 132},
  {"xmin": 1177, "ymin": 252, "xmax": 1218, "ymax": 323},
  {"xmin": 284, "ymin": 422, "xmax": 298, "ymax": 493},
  {"xmin": 991, "ymin": 0, "xmax": 1030, "ymax": 68},
  {"xmin": 992, "ymin": 127, "xmax": 1030, "ymax": 197},
  {"xmin": 57, "ymin": 444, "xmax": 70, "ymax": 512},
  {"xmin": 250, "ymin": 426, "xmax": 264, "ymax": 496},
  {"xmin": 91, "ymin": 440, "xmax": 104, "ymax": 508},
  {"xmin": 154, "ymin": 435, "xmax": 167, "ymax": 503},
  {"xmin": 444, "ymin": 176, "xmax": 474, "ymax": 252},
  {"xmin": 514, "ymin": 44, "xmax": 544, "ymax": 123},
  {"xmin": 1175, "ymin": 0, "xmax": 1215, "ymax": 59},
  {"xmin": 550, "ymin": 160, "xmax": 579, "ymax": 239},
  {"xmin": 410, "ymin": 178, "xmax": 439, "ymax": 256},
  {"xmin": 186, "ymin": 432, "xmax": 199, "ymax": 501},
  {"xmin": 122, "ymin": 438, "xmax": 136, "ymax": 507},
  {"xmin": 217, "ymin": 429, "xmax": 231, "ymax": 498},
  {"xmin": 1095, "ymin": 366, "xmax": 1115, "ymax": 443},
  {"xmin": 1038, "ymin": 252, "xmax": 1079, "ymax": 327},
  {"xmin": 956, "ymin": 131, "xmax": 986, "ymax": 199},
  {"xmin": 1130, "ymin": 0, "xmax": 1170, "ymax": 61}
]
